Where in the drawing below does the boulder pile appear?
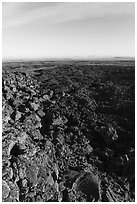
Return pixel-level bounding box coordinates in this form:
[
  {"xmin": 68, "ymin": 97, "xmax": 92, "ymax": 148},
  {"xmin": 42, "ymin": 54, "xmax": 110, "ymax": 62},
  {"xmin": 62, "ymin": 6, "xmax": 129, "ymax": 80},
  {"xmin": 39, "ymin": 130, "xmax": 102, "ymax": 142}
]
[{"xmin": 2, "ymin": 66, "xmax": 134, "ymax": 202}]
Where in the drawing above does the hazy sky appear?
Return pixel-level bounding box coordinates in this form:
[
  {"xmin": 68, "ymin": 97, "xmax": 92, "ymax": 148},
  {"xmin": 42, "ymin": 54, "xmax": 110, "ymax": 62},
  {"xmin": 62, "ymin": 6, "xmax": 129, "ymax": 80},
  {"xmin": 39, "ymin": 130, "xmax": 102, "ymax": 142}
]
[{"xmin": 2, "ymin": 2, "xmax": 135, "ymax": 59}]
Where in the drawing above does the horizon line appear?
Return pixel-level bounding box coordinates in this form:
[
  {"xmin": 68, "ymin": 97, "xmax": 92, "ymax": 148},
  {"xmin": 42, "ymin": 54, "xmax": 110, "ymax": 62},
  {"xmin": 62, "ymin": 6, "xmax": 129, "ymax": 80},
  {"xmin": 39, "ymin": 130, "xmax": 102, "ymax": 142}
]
[{"xmin": 2, "ymin": 56, "xmax": 135, "ymax": 62}]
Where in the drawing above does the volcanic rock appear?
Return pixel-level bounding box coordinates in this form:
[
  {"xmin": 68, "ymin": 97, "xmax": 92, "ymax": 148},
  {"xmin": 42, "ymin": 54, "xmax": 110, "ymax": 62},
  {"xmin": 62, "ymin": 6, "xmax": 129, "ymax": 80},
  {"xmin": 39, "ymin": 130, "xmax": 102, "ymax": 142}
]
[
  {"xmin": 2, "ymin": 180, "xmax": 10, "ymax": 199},
  {"xmin": 73, "ymin": 172, "xmax": 100, "ymax": 201},
  {"xmin": 98, "ymin": 124, "xmax": 118, "ymax": 145},
  {"xmin": 2, "ymin": 61, "xmax": 134, "ymax": 202}
]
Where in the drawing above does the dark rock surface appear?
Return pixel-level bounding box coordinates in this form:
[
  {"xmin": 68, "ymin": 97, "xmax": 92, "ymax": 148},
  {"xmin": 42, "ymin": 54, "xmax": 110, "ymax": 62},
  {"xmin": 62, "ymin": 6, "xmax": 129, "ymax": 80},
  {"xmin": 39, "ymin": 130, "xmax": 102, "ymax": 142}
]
[{"xmin": 2, "ymin": 60, "xmax": 135, "ymax": 202}]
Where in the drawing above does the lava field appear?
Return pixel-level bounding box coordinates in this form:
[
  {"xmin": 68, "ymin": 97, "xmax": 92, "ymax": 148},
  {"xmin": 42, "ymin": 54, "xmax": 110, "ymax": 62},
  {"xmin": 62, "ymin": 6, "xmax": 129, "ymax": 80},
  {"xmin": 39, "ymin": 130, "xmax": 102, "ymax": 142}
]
[{"xmin": 2, "ymin": 60, "xmax": 135, "ymax": 202}]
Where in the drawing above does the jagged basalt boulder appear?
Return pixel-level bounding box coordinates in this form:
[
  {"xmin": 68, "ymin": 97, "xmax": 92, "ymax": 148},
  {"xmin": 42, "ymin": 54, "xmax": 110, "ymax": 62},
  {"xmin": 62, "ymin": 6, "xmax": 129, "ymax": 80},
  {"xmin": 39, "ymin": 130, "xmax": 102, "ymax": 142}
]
[
  {"xmin": 96, "ymin": 123, "xmax": 118, "ymax": 145},
  {"xmin": 72, "ymin": 172, "xmax": 101, "ymax": 201}
]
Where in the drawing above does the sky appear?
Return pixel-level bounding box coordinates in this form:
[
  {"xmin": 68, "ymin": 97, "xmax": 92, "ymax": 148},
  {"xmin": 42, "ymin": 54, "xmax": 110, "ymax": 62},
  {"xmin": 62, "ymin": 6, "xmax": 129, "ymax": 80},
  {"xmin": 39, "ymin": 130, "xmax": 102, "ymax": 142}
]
[{"xmin": 2, "ymin": 2, "xmax": 135, "ymax": 60}]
